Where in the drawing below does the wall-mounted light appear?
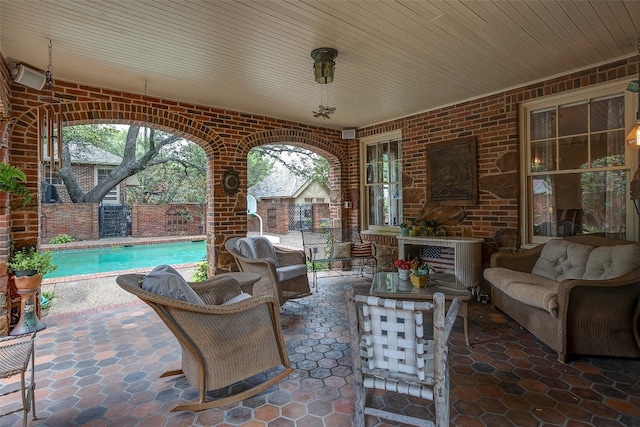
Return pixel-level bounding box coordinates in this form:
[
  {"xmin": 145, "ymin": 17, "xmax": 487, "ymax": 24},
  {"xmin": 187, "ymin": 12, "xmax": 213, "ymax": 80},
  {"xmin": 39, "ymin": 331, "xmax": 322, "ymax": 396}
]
[{"xmin": 311, "ymin": 47, "xmax": 338, "ymax": 84}]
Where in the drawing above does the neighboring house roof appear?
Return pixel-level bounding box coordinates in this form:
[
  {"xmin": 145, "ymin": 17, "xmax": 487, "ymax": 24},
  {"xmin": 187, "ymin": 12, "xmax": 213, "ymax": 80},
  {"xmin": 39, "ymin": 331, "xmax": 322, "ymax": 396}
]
[
  {"xmin": 249, "ymin": 166, "xmax": 317, "ymax": 200},
  {"xmin": 68, "ymin": 143, "xmax": 122, "ymax": 166},
  {"xmin": 533, "ymin": 179, "xmax": 551, "ymax": 195}
]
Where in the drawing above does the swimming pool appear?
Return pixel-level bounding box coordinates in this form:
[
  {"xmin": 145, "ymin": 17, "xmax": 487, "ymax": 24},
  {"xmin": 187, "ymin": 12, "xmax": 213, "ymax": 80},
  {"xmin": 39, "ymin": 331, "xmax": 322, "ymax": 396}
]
[{"xmin": 46, "ymin": 240, "xmax": 206, "ymax": 278}]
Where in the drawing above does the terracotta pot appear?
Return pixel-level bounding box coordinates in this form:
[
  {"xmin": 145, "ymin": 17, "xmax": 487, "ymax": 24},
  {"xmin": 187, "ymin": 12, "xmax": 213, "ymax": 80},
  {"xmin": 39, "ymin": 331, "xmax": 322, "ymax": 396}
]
[{"xmin": 13, "ymin": 273, "xmax": 43, "ymax": 292}]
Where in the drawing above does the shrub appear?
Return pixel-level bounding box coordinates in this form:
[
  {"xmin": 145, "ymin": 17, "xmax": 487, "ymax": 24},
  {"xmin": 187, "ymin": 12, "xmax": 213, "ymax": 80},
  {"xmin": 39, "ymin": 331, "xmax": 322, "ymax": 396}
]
[
  {"xmin": 49, "ymin": 234, "xmax": 76, "ymax": 244},
  {"xmin": 190, "ymin": 261, "xmax": 208, "ymax": 282}
]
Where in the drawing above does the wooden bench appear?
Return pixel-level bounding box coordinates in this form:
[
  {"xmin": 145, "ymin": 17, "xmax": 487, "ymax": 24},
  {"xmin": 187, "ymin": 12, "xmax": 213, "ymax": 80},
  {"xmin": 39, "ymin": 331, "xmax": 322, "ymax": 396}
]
[{"xmin": 301, "ymin": 227, "xmax": 377, "ymax": 288}]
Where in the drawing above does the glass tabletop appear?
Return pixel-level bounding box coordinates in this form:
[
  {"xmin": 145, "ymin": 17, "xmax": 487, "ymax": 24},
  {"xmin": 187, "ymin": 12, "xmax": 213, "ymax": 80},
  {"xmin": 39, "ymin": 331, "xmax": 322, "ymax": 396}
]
[{"xmin": 370, "ymin": 272, "xmax": 472, "ymax": 300}]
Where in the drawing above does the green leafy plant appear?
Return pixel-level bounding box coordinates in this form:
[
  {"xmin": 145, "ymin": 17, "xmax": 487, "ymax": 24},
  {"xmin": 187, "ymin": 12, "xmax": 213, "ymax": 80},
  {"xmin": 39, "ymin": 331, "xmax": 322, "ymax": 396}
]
[
  {"xmin": 41, "ymin": 290, "xmax": 56, "ymax": 310},
  {"xmin": 190, "ymin": 261, "xmax": 208, "ymax": 282},
  {"xmin": 49, "ymin": 234, "xmax": 76, "ymax": 244},
  {"xmin": 7, "ymin": 247, "xmax": 57, "ymax": 276},
  {"xmin": 0, "ymin": 163, "xmax": 32, "ymax": 207}
]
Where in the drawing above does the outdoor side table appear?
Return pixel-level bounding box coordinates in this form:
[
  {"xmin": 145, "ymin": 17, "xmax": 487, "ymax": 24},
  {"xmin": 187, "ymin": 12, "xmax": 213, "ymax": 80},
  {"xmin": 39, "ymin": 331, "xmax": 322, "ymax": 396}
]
[
  {"xmin": 370, "ymin": 271, "xmax": 473, "ymax": 346},
  {"xmin": 0, "ymin": 332, "xmax": 37, "ymax": 427}
]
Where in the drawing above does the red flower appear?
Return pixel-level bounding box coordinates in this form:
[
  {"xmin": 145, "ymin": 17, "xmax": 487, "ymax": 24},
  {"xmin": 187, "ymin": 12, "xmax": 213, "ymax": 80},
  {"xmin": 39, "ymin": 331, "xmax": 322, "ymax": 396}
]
[{"xmin": 393, "ymin": 259, "xmax": 411, "ymax": 270}]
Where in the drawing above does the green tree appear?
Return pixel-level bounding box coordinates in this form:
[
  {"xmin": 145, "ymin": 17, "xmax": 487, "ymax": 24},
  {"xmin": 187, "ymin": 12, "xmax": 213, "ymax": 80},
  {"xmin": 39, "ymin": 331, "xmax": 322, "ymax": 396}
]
[
  {"xmin": 59, "ymin": 125, "xmax": 205, "ymax": 204},
  {"xmin": 251, "ymin": 145, "xmax": 329, "ymax": 188}
]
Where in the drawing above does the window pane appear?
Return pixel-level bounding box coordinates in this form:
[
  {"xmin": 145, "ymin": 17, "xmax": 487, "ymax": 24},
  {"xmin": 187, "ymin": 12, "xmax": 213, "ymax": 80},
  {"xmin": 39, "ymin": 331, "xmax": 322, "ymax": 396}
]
[
  {"xmin": 531, "ymin": 139, "xmax": 555, "ymax": 172},
  {"xmin": 591, "ymin": 130, "xmax": 625, "ymax": 167},
  {"xmin": 389, "ymin": 160, "xmax": 401, "ymax": 182},
  {"xmin": 532, "ymin": 171, "xmax": 627, "ymax": 239},
  {"xmin": 558, "ymin": 102, "xmax": 588, "ymax": 136},
  {"xmin": 530, "ymin": 108, "xmax": 556, "ymax": 140},
  {"xmin": 591, "ymin": 95, "xmax": 624, "ymax": 132},
  {"xmin": 366, "ymin": 163, "xmax": 376, "ymax": 184},
  {"xmin": 558, "ymin": 136, "xmax": 588, "ymax": 170},
  {"xmin": 367, "ymin": 144, "xmax": 377, "ymax": 162}
]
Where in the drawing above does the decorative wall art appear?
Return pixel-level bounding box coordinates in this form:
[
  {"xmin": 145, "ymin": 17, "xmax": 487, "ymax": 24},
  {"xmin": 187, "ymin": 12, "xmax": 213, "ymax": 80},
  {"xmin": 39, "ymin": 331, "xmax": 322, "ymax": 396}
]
[
  {"xmin": 426, "ymin": 136, "xmax": 478, "ymax": 206},
  {"xmin": 222, "ymin": 167, "xmax": 240, "ymax": 195}
]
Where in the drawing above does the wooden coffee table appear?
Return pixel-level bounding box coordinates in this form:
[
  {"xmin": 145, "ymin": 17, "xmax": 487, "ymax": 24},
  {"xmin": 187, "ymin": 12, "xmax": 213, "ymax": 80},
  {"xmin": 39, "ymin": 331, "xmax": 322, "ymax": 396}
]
[{"xmin": 369, "ymin": 271, "xmax": 473, "ymax": 346}]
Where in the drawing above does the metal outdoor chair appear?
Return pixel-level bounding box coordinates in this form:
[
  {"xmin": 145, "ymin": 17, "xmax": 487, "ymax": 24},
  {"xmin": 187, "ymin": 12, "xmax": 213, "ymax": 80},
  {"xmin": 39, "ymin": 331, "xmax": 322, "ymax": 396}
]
[{"xmin": 345, "ymin": 287, "xmax": 461, "ymax": 427}]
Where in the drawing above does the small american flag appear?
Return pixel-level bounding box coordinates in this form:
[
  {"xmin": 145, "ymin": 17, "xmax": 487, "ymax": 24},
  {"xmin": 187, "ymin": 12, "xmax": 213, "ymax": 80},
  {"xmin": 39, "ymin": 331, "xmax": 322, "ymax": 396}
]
[{"xmin": 421, "ymin": 245, "xmax": 455, "ymax": 274}]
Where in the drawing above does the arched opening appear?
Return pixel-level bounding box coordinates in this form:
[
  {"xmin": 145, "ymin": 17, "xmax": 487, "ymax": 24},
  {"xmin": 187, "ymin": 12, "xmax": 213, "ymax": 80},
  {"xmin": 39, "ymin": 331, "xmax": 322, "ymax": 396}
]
[{"xmin": 7, "ymin": 101, "xmax": 349, "ymax": 277}]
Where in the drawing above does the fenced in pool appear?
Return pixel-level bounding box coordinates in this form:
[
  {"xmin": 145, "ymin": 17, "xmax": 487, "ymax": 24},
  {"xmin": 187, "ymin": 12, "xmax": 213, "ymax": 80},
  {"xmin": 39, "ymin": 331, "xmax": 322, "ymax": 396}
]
[{"xmin": 46, "ymin": 240, "xmax": 206, "ymax": 279}]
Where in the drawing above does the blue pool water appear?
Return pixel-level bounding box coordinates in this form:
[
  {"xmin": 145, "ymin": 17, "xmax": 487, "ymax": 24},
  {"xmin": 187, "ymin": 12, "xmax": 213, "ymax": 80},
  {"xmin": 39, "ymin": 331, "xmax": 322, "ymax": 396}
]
[{"xmin": 46, "ymin": 240, "xmax": 206, "ymax": 278}]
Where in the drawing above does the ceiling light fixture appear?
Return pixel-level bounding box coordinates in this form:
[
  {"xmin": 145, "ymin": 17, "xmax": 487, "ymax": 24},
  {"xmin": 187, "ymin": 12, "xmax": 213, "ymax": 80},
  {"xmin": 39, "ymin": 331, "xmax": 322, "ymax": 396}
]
[
  {"xmin": 311, "ymin": 47, "xmax": 338, "ymax": 84},
  {"xmin": 626, "ymin": 37, "xmax": 640, "ymax": 147}
]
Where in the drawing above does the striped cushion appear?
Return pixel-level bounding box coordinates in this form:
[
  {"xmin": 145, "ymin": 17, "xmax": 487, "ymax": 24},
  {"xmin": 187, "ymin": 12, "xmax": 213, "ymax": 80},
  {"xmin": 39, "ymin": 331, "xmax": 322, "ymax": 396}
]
[{"xmin": 351, "ymin": 242, "xmax": 373, "ymax": 258}]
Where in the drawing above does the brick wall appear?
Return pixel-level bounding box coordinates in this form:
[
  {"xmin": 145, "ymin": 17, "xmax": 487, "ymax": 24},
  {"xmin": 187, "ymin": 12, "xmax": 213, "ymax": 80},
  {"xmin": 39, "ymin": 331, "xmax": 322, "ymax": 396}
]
[
  {"xmin": 1, "ymin": 55, "xmax": 637, "ymax": 281},
  {"xmin": 41, "ymin": 203, "xmax": 99, "ymax": 241},
  {"xmin": 132, "ymin": 204, "xmax": 205, "ymax": 237}
]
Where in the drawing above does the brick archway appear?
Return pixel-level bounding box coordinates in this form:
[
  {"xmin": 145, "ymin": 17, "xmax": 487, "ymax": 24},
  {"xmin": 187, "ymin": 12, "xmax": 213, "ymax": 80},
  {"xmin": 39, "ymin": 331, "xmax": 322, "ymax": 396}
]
[{"xmin": 6, "ymin": 93, "xmax": 348, "ymax": 273}]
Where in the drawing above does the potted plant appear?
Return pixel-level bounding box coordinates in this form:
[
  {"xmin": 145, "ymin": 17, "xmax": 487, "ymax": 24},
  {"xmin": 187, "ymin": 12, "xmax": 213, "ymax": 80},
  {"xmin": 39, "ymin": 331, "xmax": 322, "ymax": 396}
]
[
  {"xmin": 393, "ymin": 258, "xmax": 411, "ymax": 280},
  {"xmin": 7, "ymin": 246, "xmax": 56, "ymax": 335},
  {"xmin": 8, "ymin": 247, "xmax": 57, "ymax": 284},
  {"xmin": 400, "ymin": 222, "xmax": 409, "ymax": 236},
  {"xmin": 410, "ymin": 270, "xmax": 429, "ymax": 288},
  {"xmin": 0, "ymin": 163, "xmax": 32, "ymax": 207}
]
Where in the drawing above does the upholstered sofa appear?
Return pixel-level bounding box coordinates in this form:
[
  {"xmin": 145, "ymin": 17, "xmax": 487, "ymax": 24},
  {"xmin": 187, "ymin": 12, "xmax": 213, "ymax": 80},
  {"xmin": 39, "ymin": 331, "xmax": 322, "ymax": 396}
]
[{"xmin": 484, "ymin": 235, "xmax": 640, "ymax": 362}]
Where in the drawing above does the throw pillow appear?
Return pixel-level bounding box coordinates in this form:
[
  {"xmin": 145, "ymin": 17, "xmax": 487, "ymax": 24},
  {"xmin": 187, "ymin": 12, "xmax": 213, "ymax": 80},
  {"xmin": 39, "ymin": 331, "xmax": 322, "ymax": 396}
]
[
  {"xmin": 142, "ymin": 265, "xmax": 204, "ymax": 305},
  {"xmin": 332, "ymin": 242, "xmax": 351, "ymax": 259},
  {"xmin": 351, "ymin": 242, "xmax": 373, "ymax": 258}
]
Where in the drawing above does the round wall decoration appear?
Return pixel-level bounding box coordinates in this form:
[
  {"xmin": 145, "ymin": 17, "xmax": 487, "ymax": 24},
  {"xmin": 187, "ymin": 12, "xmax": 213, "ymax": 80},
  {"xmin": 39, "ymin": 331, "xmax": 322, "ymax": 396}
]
[{"xmin": 222, "ymin": 167, "xmax": 240, "ymax": 195}]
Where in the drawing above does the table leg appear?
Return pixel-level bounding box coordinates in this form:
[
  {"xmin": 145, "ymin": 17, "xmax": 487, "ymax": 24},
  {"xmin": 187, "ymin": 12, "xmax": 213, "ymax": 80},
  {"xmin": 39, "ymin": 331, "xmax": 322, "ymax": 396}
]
[{"xmin": 459, "ymin": 301, "xmax": 470, "ymax": 346}]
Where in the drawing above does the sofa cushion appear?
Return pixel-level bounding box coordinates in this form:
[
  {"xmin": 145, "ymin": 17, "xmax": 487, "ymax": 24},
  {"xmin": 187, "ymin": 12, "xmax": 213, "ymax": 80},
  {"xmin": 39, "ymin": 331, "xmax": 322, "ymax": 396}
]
[
  {"xmin": 531, "ymin": 239, "xmax": 594, "ymax": 282},
  {"xmin": 485, "ymin": 267, "xmax": 560, "ymax": 317},
  {"xmin": 583, "ymin": 243, "xmax": 640, "ymax": 280}
]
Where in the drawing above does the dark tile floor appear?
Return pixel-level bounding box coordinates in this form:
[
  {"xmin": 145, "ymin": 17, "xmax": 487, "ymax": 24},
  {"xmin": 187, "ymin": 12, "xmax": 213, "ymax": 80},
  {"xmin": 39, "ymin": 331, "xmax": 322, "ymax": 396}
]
[{"xmin": 2, "ymin": 271, "xmax": 640, "ymax": 426}]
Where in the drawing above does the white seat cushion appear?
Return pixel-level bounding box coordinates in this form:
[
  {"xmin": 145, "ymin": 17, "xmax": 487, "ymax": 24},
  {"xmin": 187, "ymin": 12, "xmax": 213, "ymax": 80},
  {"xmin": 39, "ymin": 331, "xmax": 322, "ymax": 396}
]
[{"xmin": 276, "ymin": 264, "xmax": 308, "ymax": 282}]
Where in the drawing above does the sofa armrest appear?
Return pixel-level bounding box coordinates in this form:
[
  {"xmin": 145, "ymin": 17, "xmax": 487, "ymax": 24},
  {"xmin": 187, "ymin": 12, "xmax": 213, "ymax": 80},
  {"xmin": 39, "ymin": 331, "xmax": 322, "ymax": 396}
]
[
  {"xmin": 556, "ymin": 269, "xmax": 640, "ymax": 359},
  {"xmin": 489, "ymin": 245, "xmax": 544, "ymax": 272}
]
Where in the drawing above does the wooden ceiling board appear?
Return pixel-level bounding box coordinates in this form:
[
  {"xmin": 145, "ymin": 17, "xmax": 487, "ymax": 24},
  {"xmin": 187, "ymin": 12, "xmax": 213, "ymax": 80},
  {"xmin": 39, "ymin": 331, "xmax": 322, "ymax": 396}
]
[{"xmin": 1, "ymin": 0, "xmax": 638, "ymax": 129}]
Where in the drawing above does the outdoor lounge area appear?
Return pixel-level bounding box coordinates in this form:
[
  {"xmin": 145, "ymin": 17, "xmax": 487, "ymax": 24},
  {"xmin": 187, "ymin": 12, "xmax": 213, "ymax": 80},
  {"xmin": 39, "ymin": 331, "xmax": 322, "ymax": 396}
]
[
  {"xmin": 1, "ymin": 271, "xmax": 639, "ymax": 427},
  {"xmin": 2, "ymin": 3, "xmax": 640, "ymax": 427}
]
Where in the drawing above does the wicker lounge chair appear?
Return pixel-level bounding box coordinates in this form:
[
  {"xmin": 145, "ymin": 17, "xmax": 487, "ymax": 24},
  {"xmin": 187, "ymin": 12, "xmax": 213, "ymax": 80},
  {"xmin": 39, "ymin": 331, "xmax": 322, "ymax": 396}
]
[
  {"xmin": 116, "ymin": 272, "xmax": 293, "ymax": 412},
  {"xmin": 225, "ymin": 236, "xmax": 311, "ymax": 305}
]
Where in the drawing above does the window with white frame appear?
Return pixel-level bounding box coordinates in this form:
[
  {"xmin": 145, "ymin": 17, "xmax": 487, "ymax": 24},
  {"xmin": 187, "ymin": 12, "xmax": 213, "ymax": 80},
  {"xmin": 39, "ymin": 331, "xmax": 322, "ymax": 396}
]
[
  {"xmin": 96, "ymin": 167, "xmax": 120, "ymax": 205},
  {"xmin": 521, "ymin": 82, "xmax": 638, "ymax": 245},
  {"xmin": 361, "ymin": 130, "xmax": 402, "ymax": 232}
]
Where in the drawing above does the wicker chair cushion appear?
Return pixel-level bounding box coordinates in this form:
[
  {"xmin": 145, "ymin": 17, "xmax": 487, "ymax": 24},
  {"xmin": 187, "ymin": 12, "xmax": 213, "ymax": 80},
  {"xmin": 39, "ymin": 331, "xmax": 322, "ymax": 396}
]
[
  {"xmin": 235, "ymin": 237, "xmax": 279, "ymax": 266},
  {"xmin": 276, "ymin": 264, "xmax": 308, "ymax": 282},
  {"xmin": 142, "ymin": 265, "xmax": 204, "ymax": 304},
  {"xmin": 222, "ymin": 292, "xmax": 252, "ymax": 305}
]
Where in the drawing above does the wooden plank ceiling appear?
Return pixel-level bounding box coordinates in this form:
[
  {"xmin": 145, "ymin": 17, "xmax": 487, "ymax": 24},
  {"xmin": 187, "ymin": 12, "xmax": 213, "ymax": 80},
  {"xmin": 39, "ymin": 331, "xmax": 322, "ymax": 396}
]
[{"xmin": 1, "ymin": 0, "xmax": 638, "ymax": 129}]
